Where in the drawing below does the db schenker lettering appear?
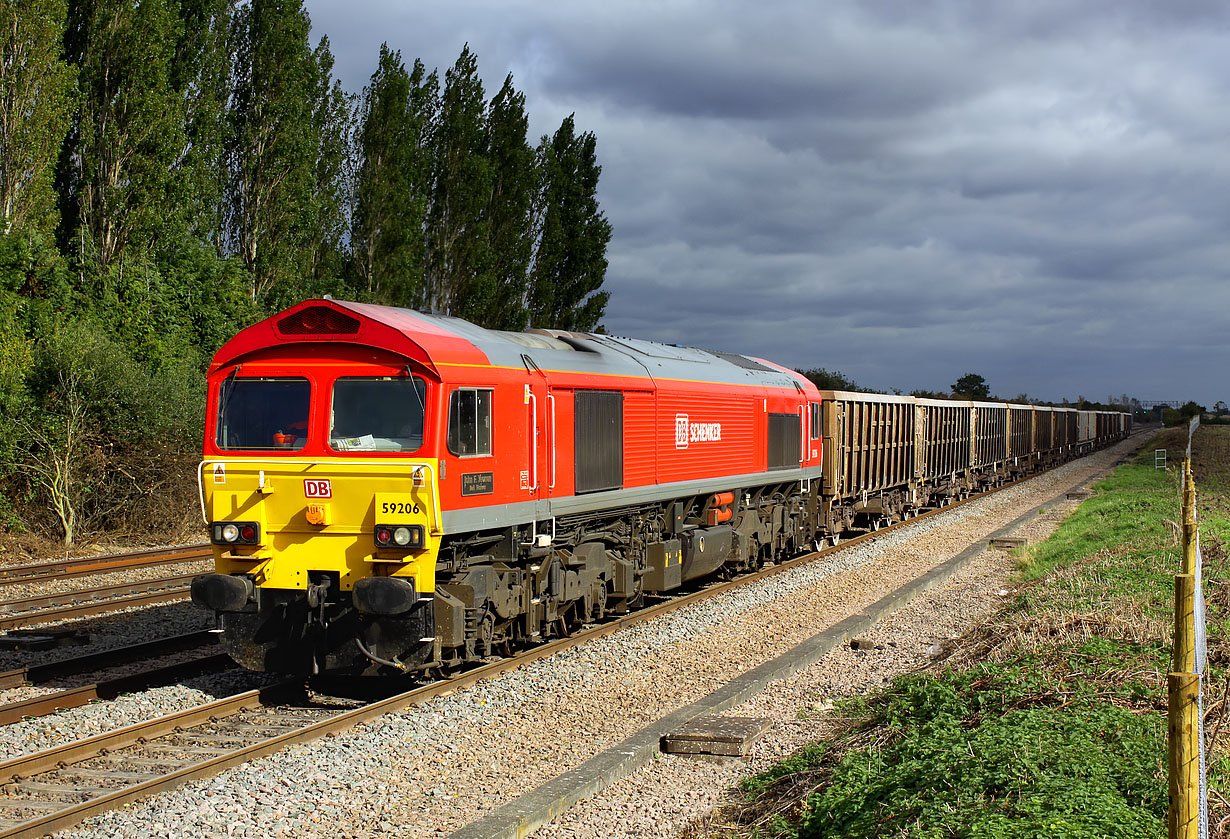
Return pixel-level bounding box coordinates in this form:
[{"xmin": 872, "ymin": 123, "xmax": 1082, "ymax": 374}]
[{"xmin": 690, "ymin": 422, "xmax": 722, "ymax": 442}]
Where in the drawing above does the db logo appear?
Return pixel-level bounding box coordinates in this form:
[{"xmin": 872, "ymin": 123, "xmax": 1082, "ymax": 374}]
[
  {"xmin": 304, "ymin": 479, "xmax": 332, "ymax": 498},
  {"xmin": 675, "ymin": 414, "xmax": 689, "ymax": 449}
]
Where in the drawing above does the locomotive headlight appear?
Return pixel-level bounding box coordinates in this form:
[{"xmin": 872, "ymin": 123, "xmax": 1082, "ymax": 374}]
[
  {"xmin": 211, "ymin": 521, "xmax": 261, "ymax": 546},
  {"xmin": 374, "ymin": 524, "xmax": 424, "ymax": 550}
]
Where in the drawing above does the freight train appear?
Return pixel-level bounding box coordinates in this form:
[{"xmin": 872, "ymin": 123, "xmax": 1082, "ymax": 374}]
[{"xmin": 191, "ymin": 299, "xmax": 1131, "ymax": 676}]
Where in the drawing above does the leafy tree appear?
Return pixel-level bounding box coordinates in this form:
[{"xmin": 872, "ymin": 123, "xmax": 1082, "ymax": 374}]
[
  {"xmin": 1215, "ymin": 401, "xmax": 1227, "ymax": 416},
  {"xmin": 951, "ymin": 372, "xmax": 990, "ymax": 400},
  {"xmin": 466, "ymin": 73, "xmax": 535, "ymax": 330},
  {"xmin": 0, "ymin": 0, "xmax": 76, "ymax": 237},
  {"xmin": 64, "ymin": 0, "xmax": 185, "ymax": 268},
  {"xmin": 301, "ymin": 35, "xmax": 350, "ymax": 296},
  {"xmin": 528, "ymin": 114, "xmax": 611, "ymax": 331},
  {"xmin": 224, "ymin": 0, "xmax": 326, "ymax": 304},
  {"xmin": 800, "ymin": 368, "xmax": 859, "ymax": 392},
  {"xmin": 168, "ymin": 0, "xmax": 235, "ymax": 247},
  {"xmin": 350, "ymin": 45, "xmax": 432, "ymax": 304},
  {"xmin": 423, "ymin": 44, "xmax": 491, "ymax": 315}
]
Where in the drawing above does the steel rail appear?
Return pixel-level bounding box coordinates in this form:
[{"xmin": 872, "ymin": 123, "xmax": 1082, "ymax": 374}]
[
  {"xmin": 0, "ymin": 436, "xmax": 1140, "ymax": 838},
  {"xmin": 0, "ymin": 652, "xmax": 232, "ymax": 725},
  {"xmin": 0, "ymin": 585, "xmax": 193, "ymax": 631},
  {"xmin": 0, "ymin": 631, "xmax": 216, "ymax": 690},
  {"xmin": 0, "ymin": 573, "xmax": 199, "ymax": 615},
  {"xmin": 0, "ymin": 544, "xmax": 210, "ymax": 586}
]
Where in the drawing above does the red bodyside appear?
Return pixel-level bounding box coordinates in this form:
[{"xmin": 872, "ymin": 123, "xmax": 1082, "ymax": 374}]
[{"xmin": 205, "ymin": 300, "xmax": 822, "ymax": 525}]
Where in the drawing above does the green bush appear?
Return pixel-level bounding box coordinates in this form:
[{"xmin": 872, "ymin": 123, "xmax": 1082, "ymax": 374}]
[{"xmin": 798, "ymin": 667, "xmax": 1166, "ymax": 839}]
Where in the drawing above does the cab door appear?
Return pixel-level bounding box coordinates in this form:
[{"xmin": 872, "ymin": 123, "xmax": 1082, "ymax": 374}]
[{"xmin": 521, "ymin": 357, "xmax": 554, "ymax": 510}]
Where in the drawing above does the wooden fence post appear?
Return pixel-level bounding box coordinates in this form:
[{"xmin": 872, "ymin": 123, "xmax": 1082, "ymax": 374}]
[
  {"xmin": 1173, "ymin": 574, "xmax": 1195, "ymax": 674},
  {"xmin": 1169, "ymin": 672, "xmax": 1201, "ymax": 839},
  {"xmin": 1169, "ymin": 457, "xmax": 1202, "ymax": 839}
]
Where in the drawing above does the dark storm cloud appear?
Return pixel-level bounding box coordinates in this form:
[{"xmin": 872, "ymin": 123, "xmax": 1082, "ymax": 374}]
[{"xmin": 307, "ymin": 0, "xmax": 1230, "ymax": 406}]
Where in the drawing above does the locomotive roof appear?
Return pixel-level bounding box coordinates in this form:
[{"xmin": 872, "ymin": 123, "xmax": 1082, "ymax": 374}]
[{"xmin": 210, "ymin": 299, "xmax": 816, "ymax": 393}]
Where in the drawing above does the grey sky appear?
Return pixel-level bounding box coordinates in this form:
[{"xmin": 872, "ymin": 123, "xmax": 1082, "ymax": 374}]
[{"xmin": 306, "ymin": 0, "xmax": 1229, "ymax": 406}]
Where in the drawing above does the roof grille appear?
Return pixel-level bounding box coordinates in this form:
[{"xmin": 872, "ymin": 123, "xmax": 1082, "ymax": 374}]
[{"xmin": 277, "ymin": 306, "xmax": 360, "ymax": 337}]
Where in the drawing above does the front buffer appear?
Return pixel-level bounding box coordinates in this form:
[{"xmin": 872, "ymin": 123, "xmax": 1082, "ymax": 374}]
[
  {"xmin": 193, "ymin": 575, "xmax": 435, "ymax": 675},
  {"xmin": 194, "ymin": 458, "xmax": 442, "ymax": 676}
]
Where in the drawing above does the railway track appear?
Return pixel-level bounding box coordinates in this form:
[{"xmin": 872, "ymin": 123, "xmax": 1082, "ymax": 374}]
[
  {"xmin": 0, "ymin": 439, "xmax": 1150, "ymax": 838},
  {"xmin": 0, "ymin": 631, "xmax": 215, "ymax": 690},
  {"xmin": 0, "ymin": 633, "xmax": 226, "ymax": 725},
  {"xmin": 0, "ymin": 544, "xmax": 210, "ymax": 632},
  {"xmin": 0, "ymin": 463, "xmax": 1076, "ymax": 839},
  {"xmin": 0, "ymin": 544, "xmax": 210, "ymax": 587},
  {"xmin": 0, "ymin": 573, "xmax": 197, "ymax": 630}
]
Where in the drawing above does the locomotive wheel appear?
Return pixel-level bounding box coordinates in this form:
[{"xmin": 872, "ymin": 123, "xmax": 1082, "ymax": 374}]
[
  {"xmin": 476, "ymin": 611, "xmax": 495, "ymax": 658},
  {"xmin": 591, "ymin": 583, "xmax": 608, "ymax": 621}
]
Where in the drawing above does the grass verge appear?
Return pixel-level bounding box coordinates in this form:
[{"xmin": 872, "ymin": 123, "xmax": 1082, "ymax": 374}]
[{"xmin": 700, "ymin": 428, "xmax": 1230, "ymax": 839}]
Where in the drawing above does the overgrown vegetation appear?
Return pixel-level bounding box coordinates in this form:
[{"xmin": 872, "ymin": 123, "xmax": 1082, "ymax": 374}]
[
  {"xmin": 0, "ymin": 0, "xmax": 612, "ymax": 546},
  {"xmin": 701, "ymin": 429, "xmax": 1230, "ymax": 839}
]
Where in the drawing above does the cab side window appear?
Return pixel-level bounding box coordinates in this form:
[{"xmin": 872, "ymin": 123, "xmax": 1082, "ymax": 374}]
[
  {"xmin": 811, "ymin": 402, "xmax": 821, "ymax": 439},
  {"xmin": 447, "ymin": 388, "xmax": 492, "ymax": 456}
]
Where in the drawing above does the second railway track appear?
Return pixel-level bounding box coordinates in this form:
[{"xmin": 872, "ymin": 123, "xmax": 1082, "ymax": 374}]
[
  {"xmin": 0, "ymin": 574, "xmax": 198, "ymax": 630},
  {"xmin": 0, "ymin": 545, "xmax": 211, "ymax": 632},
  {"xmin": 0, "ymin": 545, "xmax": 210, "ymax": 587}
]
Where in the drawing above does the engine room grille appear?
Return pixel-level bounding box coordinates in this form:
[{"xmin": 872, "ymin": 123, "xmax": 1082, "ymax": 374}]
[
  {"xmin": 276, "ymin": 306, "xmax": 360, "ymax": 337},
  {"xmin": 575, "ymin": 390, "xmax": 624, "ymax": 493},
  {"xmin": 767, "ymin": 412, "xmax": 801, "ymax": 470}
]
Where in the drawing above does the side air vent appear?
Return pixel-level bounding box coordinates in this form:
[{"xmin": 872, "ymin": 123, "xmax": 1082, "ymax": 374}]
[{"xmin": 276, "ymin": 306, "xmax": 360, "ymax": 337}]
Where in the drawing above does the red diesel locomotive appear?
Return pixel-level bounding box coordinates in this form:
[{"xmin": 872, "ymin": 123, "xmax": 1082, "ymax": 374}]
[{"xmin": 192, "ymin": 299, "xmax": 824, "ymax": 675}]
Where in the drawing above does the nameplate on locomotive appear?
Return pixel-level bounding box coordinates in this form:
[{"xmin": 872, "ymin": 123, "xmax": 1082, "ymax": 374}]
[{"xmin": 461, "ymin": 472, "xmax": 494, "ymax": 496}]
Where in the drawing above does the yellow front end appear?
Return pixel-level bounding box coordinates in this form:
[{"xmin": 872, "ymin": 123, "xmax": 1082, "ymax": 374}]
[
  {"xmin": 202, "ymin": 457, "xmax": 440, "ymax": 592},
  {"xmin": 194, "ymin": 457, "xmax": 442, "ymax": 674}
]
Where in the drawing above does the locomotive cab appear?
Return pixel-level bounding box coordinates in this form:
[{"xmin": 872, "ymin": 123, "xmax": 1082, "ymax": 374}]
[{"xmin": 194, "ymin": 307, "xmax": 446, "ymax": 675}]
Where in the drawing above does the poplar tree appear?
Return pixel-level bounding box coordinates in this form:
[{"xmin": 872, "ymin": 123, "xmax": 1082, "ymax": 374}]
[
  {"xmin": 351, "ymin": 45, "xmax": 433, "ymax": 305},
  {"xmin": 528, "ymin": 115, "xmax": 611, "ymax": 332},
  {"xmin": 0, "ymin": 0, "xmax": 76, "ymax": 237},
  {"xmin": 169, "ymin": 0, "xmax": 235, "ymax": 247},
  {"xmin": 423, "ymin": 45, "xmax": 491, "ymax": 315},
  {"xmin": 225, "ymin": 0, "xmax": 323, "ymax": 304},
  {"xmin": 469, "ymin": 73, "xmax": 534, "ymax": 330},
  {"xmin": 64, "ymin": 0, "xmax": 184, "ymax": 267},
  {"xmin": 305, "ymin": 36, "xmax": 350, "ymax": 293}
]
